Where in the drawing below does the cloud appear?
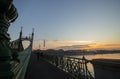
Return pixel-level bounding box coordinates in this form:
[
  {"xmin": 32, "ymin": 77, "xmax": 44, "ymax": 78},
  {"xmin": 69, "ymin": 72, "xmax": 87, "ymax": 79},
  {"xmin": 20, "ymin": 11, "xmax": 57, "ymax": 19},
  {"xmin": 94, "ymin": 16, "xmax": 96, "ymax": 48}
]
[
  {"xmin": 104, "ymin": 44, "xmax": 120, "ymax": 47},
  {"xmin": 53, "ymin": 40, "xmax": 94, "ymax": 44},
  {"xmin": 57, "ymin": 45, "xmax": 90, "ymax": 50},
  {"xmin": 32, "ymin": 39, "xmax": 95, "ymax": 50},
  {"xmin": 32, "ymin": 39, "xmax": 120, "ymax": 50},
  {"xmin": 89, "ymin": 43, "xmax": 120, "ymax": 50}
]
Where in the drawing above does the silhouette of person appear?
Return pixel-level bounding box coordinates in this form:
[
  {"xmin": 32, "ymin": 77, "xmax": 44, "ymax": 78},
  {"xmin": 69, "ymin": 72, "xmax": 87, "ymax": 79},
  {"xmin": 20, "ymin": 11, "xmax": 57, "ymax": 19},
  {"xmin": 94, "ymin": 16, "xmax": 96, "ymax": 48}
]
[
  {"xmin": 40, "ymin": 52, "xmax": 43, "ymax": 57},
  {"xmin": 36, "ymin": 52, "xmax": 40, "ymax": 61}
]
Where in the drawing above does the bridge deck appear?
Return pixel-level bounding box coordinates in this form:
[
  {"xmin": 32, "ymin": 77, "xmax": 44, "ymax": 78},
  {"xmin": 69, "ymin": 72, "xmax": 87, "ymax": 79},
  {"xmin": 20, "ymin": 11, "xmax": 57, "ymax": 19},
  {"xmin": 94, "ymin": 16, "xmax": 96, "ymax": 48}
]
[{"xmin": 25, "ymin": 53, "xmax": 76, "ymax": 79}]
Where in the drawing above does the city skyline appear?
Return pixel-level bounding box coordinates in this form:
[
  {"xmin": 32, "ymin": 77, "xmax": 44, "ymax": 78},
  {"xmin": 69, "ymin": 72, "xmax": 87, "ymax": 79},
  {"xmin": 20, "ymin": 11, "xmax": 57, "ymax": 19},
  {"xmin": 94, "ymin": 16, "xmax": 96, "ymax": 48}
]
[{"xmin": 9, "ymin": 0, "xmax": 120, "ymax": 50}]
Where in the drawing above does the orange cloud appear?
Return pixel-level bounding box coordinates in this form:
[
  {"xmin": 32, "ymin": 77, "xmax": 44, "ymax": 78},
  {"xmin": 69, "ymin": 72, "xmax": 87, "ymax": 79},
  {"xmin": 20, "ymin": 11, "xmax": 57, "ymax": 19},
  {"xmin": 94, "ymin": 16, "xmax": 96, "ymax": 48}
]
[
  {"xmin": 89, "ymin": 44, "xmax": 120, "ymax": 50},
  {"xmin": 31, "ymin": 39, "xmax": 120, "ymax": 50},
  {"xmin": 57, "ymin": 45, "xmax": 90, "ymax": 50}
]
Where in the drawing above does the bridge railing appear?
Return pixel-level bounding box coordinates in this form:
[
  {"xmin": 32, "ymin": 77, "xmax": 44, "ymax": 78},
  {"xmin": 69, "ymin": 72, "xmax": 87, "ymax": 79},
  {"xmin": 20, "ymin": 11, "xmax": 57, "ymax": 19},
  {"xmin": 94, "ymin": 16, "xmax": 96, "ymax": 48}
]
[
  {"xmin": 43, "ymin": 54, "xmax": 94, "ymax": 79},
  {"xmin": 10, "ymin": 42, "xmax": 32, "ymax": 79}
]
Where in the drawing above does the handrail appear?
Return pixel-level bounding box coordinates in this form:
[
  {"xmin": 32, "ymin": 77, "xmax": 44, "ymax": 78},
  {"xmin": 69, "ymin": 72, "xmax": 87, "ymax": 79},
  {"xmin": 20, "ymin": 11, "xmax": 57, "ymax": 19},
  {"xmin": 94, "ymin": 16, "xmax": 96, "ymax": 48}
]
[
  {"xmin": 43, "ymin": 54, "xmax": 94, "ymax": 79},
  {"xmin": 10, "ymin": 42, "xmax": 32, "ymax": 79},
  {"xmin": 10, "ymin": 32, "xmax": 34, "ymax": 79}
]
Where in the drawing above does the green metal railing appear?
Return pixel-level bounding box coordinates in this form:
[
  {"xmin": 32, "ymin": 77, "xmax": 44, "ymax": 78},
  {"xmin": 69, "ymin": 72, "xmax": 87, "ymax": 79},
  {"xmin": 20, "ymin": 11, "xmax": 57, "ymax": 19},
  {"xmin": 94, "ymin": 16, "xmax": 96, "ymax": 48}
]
[
  {"xmin": 43, "ymin": 54, "xmax": 94, "ymax": 79},
  {"xmin": 10, "ymin": 41, "xmax": 32, "ymax": 79},
  {"xmin": 0, "ymin": 1, "xmax": 34, "ymax": 78},
  {"xmin": 9, "ymin": 31, "xmax": 34, "ymax": 79}
]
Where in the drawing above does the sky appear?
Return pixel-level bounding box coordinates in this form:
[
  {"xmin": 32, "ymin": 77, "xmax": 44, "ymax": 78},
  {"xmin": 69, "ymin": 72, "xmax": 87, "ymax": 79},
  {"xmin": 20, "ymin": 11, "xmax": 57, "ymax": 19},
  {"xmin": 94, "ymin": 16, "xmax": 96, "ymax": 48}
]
[{"xmin": 8, "ymin": 0, "xmax": 120, "ymax": 50}]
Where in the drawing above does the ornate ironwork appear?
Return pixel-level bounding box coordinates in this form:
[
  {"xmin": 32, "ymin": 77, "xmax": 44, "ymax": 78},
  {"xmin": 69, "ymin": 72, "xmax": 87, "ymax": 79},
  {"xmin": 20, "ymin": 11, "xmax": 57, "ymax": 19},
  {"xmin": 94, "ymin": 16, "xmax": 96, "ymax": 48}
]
[
  {"xmin": 0, "ymin": 0, "xmax": 18, "ymax": 79},
  {"xmin": 43, "ymin": 55, "xmax": 94, "ymax": 79},
  {"xmin": 0, "ymin": 1, "xmax": 34, "ymax": 79},
  {"xmin": 11, "ymin": 33, "xmax": 34, "ymax": 79}
]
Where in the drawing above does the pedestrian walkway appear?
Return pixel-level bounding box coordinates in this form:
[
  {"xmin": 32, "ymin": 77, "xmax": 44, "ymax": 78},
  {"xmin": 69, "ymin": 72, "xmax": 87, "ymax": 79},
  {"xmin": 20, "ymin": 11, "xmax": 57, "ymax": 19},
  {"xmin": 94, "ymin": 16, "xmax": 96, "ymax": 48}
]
[{"xmin": 25, "ymin": 53, "xmax": 76, "ymax": 79}]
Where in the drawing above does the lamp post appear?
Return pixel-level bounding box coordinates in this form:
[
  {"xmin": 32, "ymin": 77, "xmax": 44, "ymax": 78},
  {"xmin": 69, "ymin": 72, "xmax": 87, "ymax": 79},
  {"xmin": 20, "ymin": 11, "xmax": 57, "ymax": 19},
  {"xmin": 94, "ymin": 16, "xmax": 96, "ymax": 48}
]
[{"xmin": 0, "ymin": 0, "xmax": 18, "ymax": 78}]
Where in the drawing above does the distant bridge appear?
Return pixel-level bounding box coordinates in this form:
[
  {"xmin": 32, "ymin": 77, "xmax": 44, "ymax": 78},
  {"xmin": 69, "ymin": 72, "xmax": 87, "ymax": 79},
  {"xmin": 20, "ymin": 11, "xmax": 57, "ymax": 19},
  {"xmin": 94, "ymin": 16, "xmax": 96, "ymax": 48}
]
[{"xmin": 9, "ymin": 29, "xmax": 34, "ymax": 79}]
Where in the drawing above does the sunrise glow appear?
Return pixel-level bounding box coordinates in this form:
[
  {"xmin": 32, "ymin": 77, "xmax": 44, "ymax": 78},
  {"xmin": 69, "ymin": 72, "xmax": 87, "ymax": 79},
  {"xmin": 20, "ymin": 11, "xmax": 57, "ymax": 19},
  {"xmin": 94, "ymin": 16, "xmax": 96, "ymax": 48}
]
[
  {"xmin": 30, "ymin": 40, "xmax": 120, "ymax": 50},
  {"xmin": 10, "ymin": 0, "xmax": 120, "ymax": 51}
]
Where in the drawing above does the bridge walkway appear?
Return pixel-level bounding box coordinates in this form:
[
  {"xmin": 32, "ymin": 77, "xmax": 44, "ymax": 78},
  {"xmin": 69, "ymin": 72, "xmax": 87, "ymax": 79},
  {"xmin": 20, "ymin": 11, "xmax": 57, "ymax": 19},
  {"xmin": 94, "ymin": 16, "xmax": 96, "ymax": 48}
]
[{"xmin": 25, "ymin": 53, "xmax": 76, "ymax": 79}]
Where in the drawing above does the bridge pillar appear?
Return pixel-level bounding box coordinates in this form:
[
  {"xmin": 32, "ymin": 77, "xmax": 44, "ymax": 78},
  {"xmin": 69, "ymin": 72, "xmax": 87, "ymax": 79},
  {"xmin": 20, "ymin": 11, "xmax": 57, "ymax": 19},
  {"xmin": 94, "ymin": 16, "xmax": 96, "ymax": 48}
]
[
  {"xmin": 92, "ymin": 59, "xmax": 120, "ymax": 79},
  {"xmin": 0, "ymin": 0, "xmax": 18, "ymax": 79}
]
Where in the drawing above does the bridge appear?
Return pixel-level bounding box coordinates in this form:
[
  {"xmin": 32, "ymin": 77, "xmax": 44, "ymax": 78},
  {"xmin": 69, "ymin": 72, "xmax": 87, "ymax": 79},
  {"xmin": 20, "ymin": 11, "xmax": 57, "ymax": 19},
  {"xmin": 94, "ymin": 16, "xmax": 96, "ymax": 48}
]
[
  {"xmin": 9, "ymin": 28, "xmax": 34, "ymax": 79},
  {"xmin": 31, "ymin": 51, "xmax": 94, "ymax": 79},
  {"xmin": 1, "ymin": 1, "xmax": 119, "ymax": 79},
  {"xmin": 25, "ymin": 52, "xmax": 76, "ymax": 79},
  {"xmin": 0, "ymin": 26, "xmax": 34, "ymax": 79},
  {"xmin": 0, "ymin": 26, "xmax": 94, "ymax": 79},
  {"xmin": 0, "ymin": 0, "xmax": 92, "ymax": 79},
  {"xmin": 8, "ymin": 28, "xmax": 94, "ymax": 79}
]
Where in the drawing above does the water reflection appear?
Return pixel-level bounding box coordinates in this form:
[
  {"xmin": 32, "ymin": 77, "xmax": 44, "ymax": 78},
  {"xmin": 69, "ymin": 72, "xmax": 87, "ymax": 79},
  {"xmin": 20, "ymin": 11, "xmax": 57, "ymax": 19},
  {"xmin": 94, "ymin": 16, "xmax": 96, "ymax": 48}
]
[{"xmin": 75, "ymin": 53, "xmax": 120, "ymax": 60}]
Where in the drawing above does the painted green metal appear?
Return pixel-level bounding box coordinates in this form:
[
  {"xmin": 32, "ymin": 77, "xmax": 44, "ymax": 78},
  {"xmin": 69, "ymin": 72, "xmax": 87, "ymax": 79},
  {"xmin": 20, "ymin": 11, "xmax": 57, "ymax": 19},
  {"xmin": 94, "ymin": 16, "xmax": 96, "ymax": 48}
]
[
  {"xmin": 43, "ymin": 55, "xmax": 94, "ymax": 79},
  {"xmin": 0, "ymin": 0, "xmax": 18, "ymax": 79},
  {"xmin": 9, "ymin": 33, "xmax": 33, "ymax": 79},
  {"xmin": 11, "ymin": 41, "xmax": 33, "ymax": 79},
  {"xmin": 0, "ymin": 1, "xmax": 34, "ymax": 79}
]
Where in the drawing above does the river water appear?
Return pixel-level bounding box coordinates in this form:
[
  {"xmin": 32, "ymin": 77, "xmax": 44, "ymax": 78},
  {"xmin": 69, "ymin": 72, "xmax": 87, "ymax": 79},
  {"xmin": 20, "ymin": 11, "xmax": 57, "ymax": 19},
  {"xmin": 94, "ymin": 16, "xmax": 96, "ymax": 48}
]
[{"xmin": 72, "ymin": 53, "xmax": 120, "ymax": 77}]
